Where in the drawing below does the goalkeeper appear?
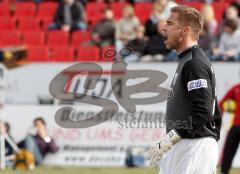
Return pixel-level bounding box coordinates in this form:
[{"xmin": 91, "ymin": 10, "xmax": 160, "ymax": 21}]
[
  {"xmin": 147, "ymin": 5, "xmax": 222, "ymax": 174},
  {"xmin": 219, "ymin": 83, "xmax": 240, "ymax": 174}
]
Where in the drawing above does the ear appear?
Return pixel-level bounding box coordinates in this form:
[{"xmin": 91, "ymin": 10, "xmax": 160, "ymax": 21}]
[{"xmin": 182, "ymin": 26, "xmax": 191, "ymax": 37}]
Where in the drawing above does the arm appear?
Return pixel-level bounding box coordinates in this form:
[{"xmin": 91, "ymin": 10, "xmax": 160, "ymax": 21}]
[
  {"xmin": 46, "ymin": 138, "xmax": 59, "ymax": 153},
  {"xmin": 179, "ymin": 59, "xmax": 214, "ymax": 138},
  {"xmin": 37, "ymin": 126, "xmax": 59, "ymax": 153},
  {"xmin": 147, "ymin": 129, "xmax": 181, "ymax": 167}
]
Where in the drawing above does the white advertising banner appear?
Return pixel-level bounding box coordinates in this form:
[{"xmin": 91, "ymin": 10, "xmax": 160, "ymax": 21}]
[
  {"xmin": 5, "ymin": 63, "xmax": 240, "ymax": 104},
  {"xmin": 3, "ymin": 105, "xmax": 240, "ymax": 167},
  {"xmin": 3, "ymin": 105, "xmax": 166, "ymax": 167}
]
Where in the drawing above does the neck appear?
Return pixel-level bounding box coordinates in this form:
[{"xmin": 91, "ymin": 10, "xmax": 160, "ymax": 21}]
[{"xmin": 176, "ymin": 40, "xmax": 198, "ymax": 55}]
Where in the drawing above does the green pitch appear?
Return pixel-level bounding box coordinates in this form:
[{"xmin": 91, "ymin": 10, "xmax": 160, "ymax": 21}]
[{"xmin": 1, "ymin": 167, "xmax": 240, "ymax": 174}]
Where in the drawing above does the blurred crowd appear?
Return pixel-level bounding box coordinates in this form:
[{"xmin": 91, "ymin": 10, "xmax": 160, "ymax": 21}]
[
  {"xmin": 1, "ymin": 0, "xmax": 240, "ymax": 62},
  {"xmin": 44, "ymin": 0, "xmax": 240, "ymax": 62}
]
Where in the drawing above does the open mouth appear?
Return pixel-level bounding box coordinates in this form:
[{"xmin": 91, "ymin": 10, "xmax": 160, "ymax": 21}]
[{"xmin": 163, "ymin": 35, "xmax": 168, "ymax": 44}]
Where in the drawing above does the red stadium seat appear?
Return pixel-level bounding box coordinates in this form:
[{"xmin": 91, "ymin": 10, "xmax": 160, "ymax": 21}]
[
  {"xmin": 175, "ymin": 0, "xmax": 182, "ymax": 4},
  {"xmin": 0, "ymin": 17, "xmax": 15, "ymax": 31},
  {"xmin": 14, "ymin": 2, "xmax": 36, "ymax": 17},
  {"xmin": 18, "ymin": 17, "xmax": 41, "ymax": 32},
  {"xmin": 0, "ymin": 3, "xmax": 10, "ymax": 16},
  {"xmin": 86, "ymin": 2, "xmax": 106, "ymax": 16},
  {"xmin": 0, "ymin": 31, "xmax": 21, "ymax": 47},
  {"xmin": 135, "ymin": 3, "xmax": 152, "ymax": 23},
  {"xmin": 22, "ymin": 31, "xmax": 45, "ymax": 46},
  {"xmin": 212, "ymin": 2, "xmax": 229, "ymax": 23},
  {"xmin": 27, "ymin": 46, "xmax": 49, "ymax": 62},
  {"xmin": 110, "ymin": 2, "xmax": 129, "ymax": 19},
  {"xmin": 88, "ymin": 14, "xmax": 104, "ymax": 27},
  {"xmin": 70, "ymin": 31, "xmax": 91, "ymax": 47},
  {"xmin": 183, "ymin": 2, "xmax": 203, "ymax": 11},
  {"xmin": 47, "ymin": 31, "xmax": 69, "ymax": 46},
  {"xmin": 86, "ymin": 2, "xmax": 106, "ymax": 26},
  {"xmin": 37, "ymin": 2, "xmax": 58, "ymax": 20},
  {"xmin": 50, "ymin": 47, "xmax": 74, "ymax": 62},
  {"xmin": 41, "ymin": 17, "xmax": 54, "ymax": 31},
  {"xmin": 76, "ymin": 46, "xmax": 100, "ymax": 62}
]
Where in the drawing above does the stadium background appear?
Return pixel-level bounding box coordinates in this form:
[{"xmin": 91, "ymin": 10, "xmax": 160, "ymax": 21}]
[{"xmin": 0, "ymin": 0, "xmax": 240, "ymax": 173}]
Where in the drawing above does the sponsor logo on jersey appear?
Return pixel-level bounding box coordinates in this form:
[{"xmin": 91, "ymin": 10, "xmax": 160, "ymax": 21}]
[{"xmin": 187, "ymin": 79, "xmax": 207, "ymax": 91}]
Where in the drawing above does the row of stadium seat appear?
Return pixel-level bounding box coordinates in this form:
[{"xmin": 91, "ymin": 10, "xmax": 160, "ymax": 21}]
[
  {"xmin": 0, "ymin": 1, "xmax": 150, "ymax": 25},
  {"xmin": 0, "ymin": 16, "xmax": 53, "ymax": 31},
  {"xmin": 0, "ymin": 1, "xmax": 230, "ymax": 25},
  {"xmin": 27, "ymin": 46, "xmax": 111, "ymax": 62},
  {"xmin": 0, "ymin": 31, "xmax": 91, "ymax": 47}
]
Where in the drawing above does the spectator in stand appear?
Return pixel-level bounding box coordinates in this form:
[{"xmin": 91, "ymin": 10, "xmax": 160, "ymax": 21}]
[
  {"xmin": 49, "ymin": 0, "xmax": 87, "ymax": 32},
  {"xmin": 230, "ymin": 0, "xmax": 240, "ymax": 17},
  {"xmin": 219, "ymin": 83, "xmax": 240, "ymax": 174},
  {"xmin": 145, "ymin": 3, "xmax": 163, "ymax": 38},
  {"xmin": 124, "ymin": 25, "xmax": 147, "ymax": 62},
  {"xmin": 211, "ymin": 19, "xmax": 240, "ymax": 61},
  {"xmin": 154, "ymin": 0, "xmax": 177, "ymax": 20},
  {"xmin": 91, "ymin": 9, "xmax": 115, "ymax": 47},
  {"xmin": 115, "ymin": 5, "xmax": 140, "ymax": 53},
  {"xmin": 201, "ymin": 4, "xmax": 217, "ymax": 36},
  {"xmin": 19, "ymin": 117, "xmax": 59, "ymax": 165},
  {"xmin": 141, "ymin": 20, "xmax": 176, "ymax": 62},
  {"xmin": 221, "ymin": 6, "xmax": 240, "ymax": 32},
  {"xmin": 199, "ymin": 24, "xmax": 216, "ymax": 57},
  {"xmin": 144, "ymin": 0, "xmax": 176, "ymax": 40},
  {"xmin": 199, "ymin": 4, "xmax": 217, "ymax": 55}
]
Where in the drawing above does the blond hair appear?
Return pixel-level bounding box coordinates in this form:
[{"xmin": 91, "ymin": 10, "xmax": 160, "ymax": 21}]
[
  {"xmin": 171, "ymin": 5, "xmax": 204, "ymax": 40},
  {"xmin": 201, "ymin": 4, "xmax": 215, "ymax": 23}
]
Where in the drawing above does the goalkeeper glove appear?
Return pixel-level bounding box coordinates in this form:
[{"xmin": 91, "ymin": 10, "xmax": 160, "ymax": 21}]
[{"xmin": 147, "ymin": 129, "xmax": 181, "ymax": 167}]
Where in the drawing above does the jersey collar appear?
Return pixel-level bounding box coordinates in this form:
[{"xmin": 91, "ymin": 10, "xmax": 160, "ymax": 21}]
[{"xmin": 178, "ymin": 45, "xmax": 199, "ymax": 59}]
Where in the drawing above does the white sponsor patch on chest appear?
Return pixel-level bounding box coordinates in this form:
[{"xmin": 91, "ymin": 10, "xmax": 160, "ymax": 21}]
[{"xmin": 187, "ymin": 79, "xmax": 208, "ymax": 91}]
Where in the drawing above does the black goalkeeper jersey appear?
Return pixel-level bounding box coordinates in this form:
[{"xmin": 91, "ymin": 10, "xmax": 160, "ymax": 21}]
[{"xmin": 166, "ymin": 45, "xmax": 222, "ymax": 141}]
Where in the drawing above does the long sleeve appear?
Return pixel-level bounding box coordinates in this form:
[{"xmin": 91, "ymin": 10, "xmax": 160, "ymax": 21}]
[
  {"xmin": 46, "ymin": 138, "xmax": 59, "ymax": 153},
  {"xmin": 178, "ymin": 59, "xmax": 214, "ymax": 138}
]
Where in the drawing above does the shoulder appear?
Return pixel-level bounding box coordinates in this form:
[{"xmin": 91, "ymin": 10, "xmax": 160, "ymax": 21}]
[{"xmin": 182, "ymin": 58, "xmax": 211, "ymax": 76}]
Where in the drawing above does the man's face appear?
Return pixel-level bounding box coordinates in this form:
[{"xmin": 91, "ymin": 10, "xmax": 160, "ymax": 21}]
[
  {"xmin": 104, "ymin": 10, "xmax": 113, "ymax": 20},
  {"xmin": 162, "ymin": 12, "xmax": 184, "ymax": 49},
  {"xmin": 226, "ymin": 7, "xmax": 238, "ymax": 20},
  {"xmin": 35, "ymin": 120, "xmax": 45, "ymax": 129}
]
